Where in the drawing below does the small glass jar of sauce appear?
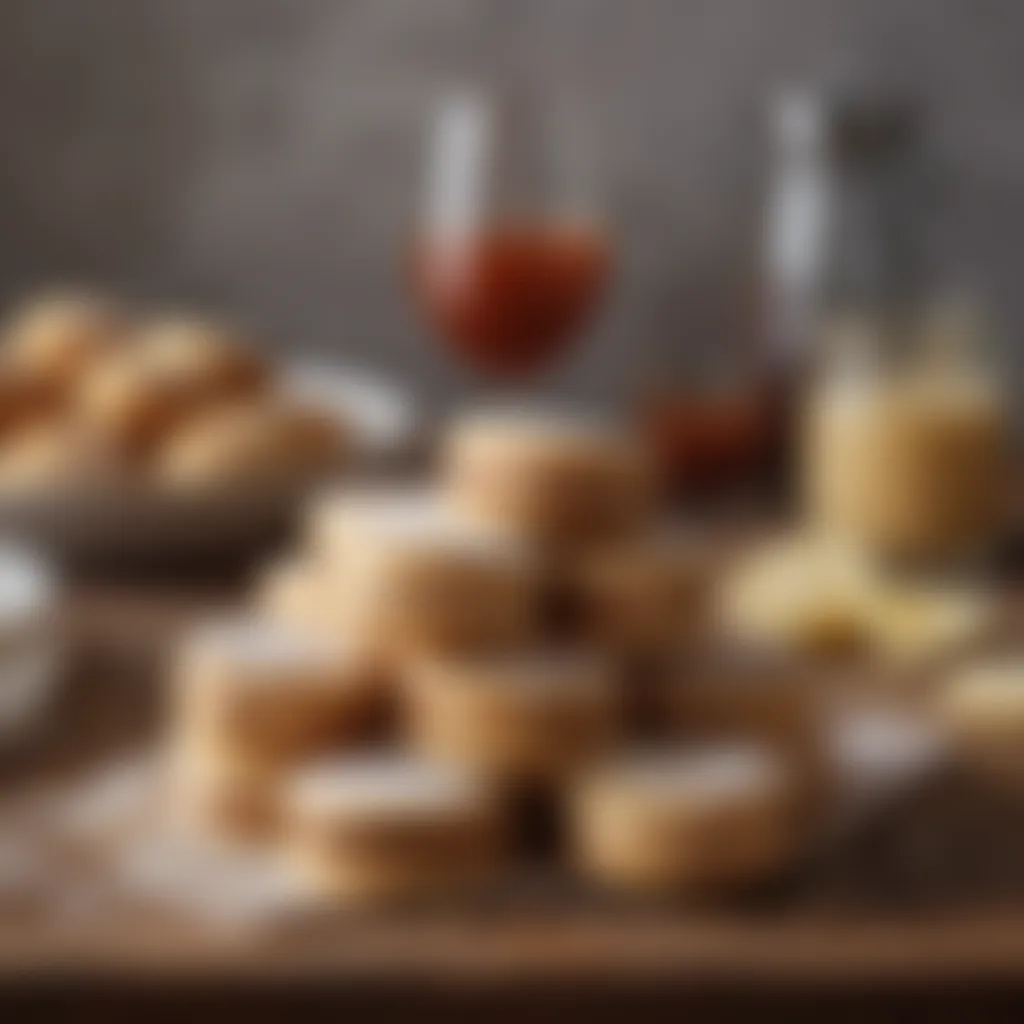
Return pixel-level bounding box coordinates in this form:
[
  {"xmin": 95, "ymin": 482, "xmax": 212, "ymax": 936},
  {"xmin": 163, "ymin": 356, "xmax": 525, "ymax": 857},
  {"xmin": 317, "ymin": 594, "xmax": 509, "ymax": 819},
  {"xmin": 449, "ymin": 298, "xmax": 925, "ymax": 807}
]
[{"xmin": 804, "ymin": 310, "xmax": 1011, "ymax": 568}]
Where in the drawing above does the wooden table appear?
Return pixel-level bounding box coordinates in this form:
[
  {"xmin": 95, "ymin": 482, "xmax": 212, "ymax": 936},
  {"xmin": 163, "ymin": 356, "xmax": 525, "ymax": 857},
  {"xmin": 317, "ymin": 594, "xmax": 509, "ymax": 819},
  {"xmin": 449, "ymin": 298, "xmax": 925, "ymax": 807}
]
[{"xmin": 4, "ymin": 579, "xmax": 1024, "ymax": 1018}]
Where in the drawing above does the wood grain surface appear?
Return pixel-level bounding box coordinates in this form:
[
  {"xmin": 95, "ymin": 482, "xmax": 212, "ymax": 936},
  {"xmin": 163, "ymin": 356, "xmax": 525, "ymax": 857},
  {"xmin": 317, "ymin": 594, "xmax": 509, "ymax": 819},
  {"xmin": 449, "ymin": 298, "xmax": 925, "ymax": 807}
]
[{"xmin": 3, "ymin": 577, "xmax": 1024, "ymax": 1006}]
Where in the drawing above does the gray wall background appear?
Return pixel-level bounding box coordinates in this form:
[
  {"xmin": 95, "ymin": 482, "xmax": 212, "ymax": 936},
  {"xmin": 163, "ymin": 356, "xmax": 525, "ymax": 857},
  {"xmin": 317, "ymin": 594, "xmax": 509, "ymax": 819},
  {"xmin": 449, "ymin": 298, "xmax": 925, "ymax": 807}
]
[{"xmin": 0, "ymin": 0, "xmax": 1018, "ymax": 410}]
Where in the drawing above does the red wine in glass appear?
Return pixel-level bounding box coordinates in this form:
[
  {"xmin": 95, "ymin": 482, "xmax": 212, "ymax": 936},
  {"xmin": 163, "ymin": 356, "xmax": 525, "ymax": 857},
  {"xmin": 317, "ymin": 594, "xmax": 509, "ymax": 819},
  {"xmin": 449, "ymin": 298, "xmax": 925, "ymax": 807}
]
[{"xmin": 415, "ymin": 88, "xmax": 609, "ymax": 381}]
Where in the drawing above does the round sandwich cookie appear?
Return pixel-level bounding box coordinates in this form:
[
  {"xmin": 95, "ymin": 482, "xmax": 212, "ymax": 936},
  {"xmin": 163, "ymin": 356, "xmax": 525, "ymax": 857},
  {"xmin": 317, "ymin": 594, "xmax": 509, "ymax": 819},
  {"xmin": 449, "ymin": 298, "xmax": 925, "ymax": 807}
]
[
  {"xmin": 309, "ymin": 486, "xmax": 537, "ymax": 657},
  {"xmin": 404, "ymin": 649, "xmax": 620, "ymax": 785},
  {"xmin": 172, "ymin": 615, "xmax": 382, "ymax": 767},
  {"xmin": 284, "ymin": 754, "xmax": 504, "ymax": 904},
  {"xmin": 443, "ymin": 408, "xmax": 655, "ymax": 549},
  {"xmin": 571, "ymin": 742, "xmax": 803, "ymax": 896}
]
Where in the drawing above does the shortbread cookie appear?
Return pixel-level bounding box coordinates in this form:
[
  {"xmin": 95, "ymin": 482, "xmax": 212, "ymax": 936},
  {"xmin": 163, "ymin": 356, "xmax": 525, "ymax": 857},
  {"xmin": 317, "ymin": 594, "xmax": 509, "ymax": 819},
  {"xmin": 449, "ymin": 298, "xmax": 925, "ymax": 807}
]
[
  {"xmin": 443, "ymin": 409, "xmax": 655, "ymax": 548},
  {"xmin": 405, "ymin": 650, "xmax": 619, "ymax": 783},
  {"xmin": 571, "ymin": 743, "xmax": 800, "ymax": 894},
  {"xmin": 172, "ymin": 616, "xmax": 380, "ymax": 767},
  {"xmin": 285, "ymin": 755, "xmax": 503, "ymax": 903},
  {"xmin": 309, "ymin": 487, "xmax": 536, "ymax": 656}
]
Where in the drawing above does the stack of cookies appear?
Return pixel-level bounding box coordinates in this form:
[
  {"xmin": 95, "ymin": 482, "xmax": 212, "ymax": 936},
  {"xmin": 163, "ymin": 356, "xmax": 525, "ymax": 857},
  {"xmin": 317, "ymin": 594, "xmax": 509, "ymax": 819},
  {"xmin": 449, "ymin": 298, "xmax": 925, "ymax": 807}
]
[{"xmin": 167, "ymin": 408, "xmax": 821, "ymax": 905}]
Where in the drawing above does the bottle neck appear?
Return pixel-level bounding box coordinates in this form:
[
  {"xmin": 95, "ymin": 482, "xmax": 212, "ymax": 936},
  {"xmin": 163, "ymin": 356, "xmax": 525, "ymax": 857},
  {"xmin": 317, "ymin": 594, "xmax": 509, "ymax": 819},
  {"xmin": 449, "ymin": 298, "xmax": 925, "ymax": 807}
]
[{"xmin": 764, "ymin": 95, "xmax": 929, "ymax": 372}]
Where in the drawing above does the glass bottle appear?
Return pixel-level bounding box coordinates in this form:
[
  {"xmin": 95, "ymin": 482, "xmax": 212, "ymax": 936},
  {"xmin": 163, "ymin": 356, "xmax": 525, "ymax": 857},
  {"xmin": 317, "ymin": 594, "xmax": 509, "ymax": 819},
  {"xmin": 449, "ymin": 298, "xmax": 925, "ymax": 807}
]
[{"xmin": 797, "ymin": 92, "xmax": 1011, "ymax": 568}]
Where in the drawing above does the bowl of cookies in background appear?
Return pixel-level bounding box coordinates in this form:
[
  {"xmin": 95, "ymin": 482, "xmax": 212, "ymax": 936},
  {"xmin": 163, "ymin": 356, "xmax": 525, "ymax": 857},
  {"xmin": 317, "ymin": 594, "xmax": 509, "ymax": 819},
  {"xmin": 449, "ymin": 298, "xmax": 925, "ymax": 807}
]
[{"xmin": 0, "ymin": 291, "xmax": 416, "ymax": 570}]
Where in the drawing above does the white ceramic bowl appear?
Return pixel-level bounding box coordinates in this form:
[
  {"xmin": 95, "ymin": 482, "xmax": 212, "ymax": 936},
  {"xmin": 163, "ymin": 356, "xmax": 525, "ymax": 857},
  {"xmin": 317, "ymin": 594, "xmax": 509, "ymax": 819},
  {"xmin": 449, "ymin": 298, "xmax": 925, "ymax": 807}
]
[{"xmin": 0, "ymin": 544, "xmax": 58, "ymax": 747}]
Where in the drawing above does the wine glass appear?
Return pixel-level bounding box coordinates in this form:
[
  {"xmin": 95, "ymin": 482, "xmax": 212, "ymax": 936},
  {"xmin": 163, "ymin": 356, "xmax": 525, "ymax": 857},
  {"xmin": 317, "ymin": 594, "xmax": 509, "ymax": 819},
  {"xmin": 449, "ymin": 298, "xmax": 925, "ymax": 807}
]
[{"xmin": 411, "ymin": 85, "xmax": 610, "ymax": 381}]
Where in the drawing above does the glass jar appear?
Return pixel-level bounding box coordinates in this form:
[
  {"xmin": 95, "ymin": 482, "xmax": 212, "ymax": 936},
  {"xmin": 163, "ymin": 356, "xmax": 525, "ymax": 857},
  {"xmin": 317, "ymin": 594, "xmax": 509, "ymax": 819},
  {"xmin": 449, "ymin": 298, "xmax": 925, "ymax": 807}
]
[{"xmin": 803, "ymin": 310, "xmax": 1010, "ymax": 567}]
